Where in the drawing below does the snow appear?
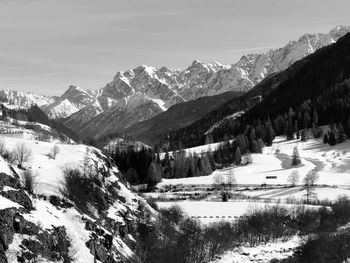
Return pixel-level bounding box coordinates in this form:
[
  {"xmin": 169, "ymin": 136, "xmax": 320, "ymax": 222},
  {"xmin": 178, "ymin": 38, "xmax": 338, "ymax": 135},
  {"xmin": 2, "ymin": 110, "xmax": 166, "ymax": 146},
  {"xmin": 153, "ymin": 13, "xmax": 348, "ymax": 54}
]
[
  {"xmin": 0, "ymin": 155, "xmax": 13, "ymax": 175},
  {"xmin": 0, "ymin": 131, "xmax": 145, "ymax": 262},
  {"xmin": 46, "ymin": 98, "xmax": 80, "ymax": 119},
  {"xmin": 22, "ymin": 199, "xmax": 95, "ymax": 263},
  {"xmin": 0, "ymin": 195, "xmax": 22, "ymax": 209},
  {"xmin": 158, "ymin": 136, "xmax": 350, "ymax": 202},
  {"xmin": 150, "ymin": 98, "xmax": 167, "ymax": 111},
  {"xmin": 212, "ymin": 236, "xmax": 301, "ymax": 263},
  {"xmin": 160, "ymin": 137, "xmax": 350, "ymax": 186},
  {"xmin": 2, "ymin": 137, "xmax": 102, "ymax": 197}
]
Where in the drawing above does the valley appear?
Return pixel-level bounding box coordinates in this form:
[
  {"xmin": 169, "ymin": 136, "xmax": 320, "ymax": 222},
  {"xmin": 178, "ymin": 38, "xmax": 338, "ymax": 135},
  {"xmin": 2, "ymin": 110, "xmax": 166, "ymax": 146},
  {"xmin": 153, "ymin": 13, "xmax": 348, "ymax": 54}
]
[{"xmin": 1, "ymin": 5, "xmax": 350, "ymax": 261}]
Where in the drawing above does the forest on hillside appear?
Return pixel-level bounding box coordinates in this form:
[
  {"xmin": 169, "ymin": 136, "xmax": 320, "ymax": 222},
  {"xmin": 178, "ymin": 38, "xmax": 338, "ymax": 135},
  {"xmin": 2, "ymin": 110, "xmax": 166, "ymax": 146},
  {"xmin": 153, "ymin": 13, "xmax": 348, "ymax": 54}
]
[{"xmin": 154, "ymin": 32, "xmax": 350, "ymax": 151}]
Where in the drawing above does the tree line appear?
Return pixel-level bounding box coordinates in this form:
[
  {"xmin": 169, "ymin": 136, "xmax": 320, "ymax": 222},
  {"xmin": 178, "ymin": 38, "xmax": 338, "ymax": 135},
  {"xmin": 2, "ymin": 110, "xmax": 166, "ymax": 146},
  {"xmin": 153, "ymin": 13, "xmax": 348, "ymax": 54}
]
[{"xmin": 108, "ymin": 134, "xmax": 264, "ymax": 188}]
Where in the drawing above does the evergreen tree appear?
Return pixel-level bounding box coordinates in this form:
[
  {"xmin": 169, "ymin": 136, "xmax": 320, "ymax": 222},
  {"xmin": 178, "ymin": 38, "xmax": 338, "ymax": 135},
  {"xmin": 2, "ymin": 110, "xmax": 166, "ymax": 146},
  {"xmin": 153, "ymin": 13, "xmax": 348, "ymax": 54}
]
[
  {"xmin": 257, "ymin": 139, "xmax": 264, "ymax": 153},
  {"xmin": 286, "ymin": 119, "xmax": 294, "ymax": 140},
  {"xmin": 328, "ymin": 131, "xmax": 337, "ymax": 146},
  {"xmin": 303, "ymin": 111, "xmax": 311, "ymax": 129},
  {"xmin": 337, "ymin": 123, "xmax": 346, "ymax": 143},
  {"xmin": 265, "ymin": 121, "xmax": 275, "ymax": 146},
  {"xmin": 301, "ymin": 129, "xmax": 308, "ymax": 142},
  {"xmin": 235, "ymin": 147, "xmax": 242, "ymax": 165},
  {"xmin": 323, "ymin": 134, "xmax": 329, "ymax": 144},
  {"xmin": 215, "ymin": 151, "xmax": 223, "ymax": 165},
  {"xmin": 312, "ymin": 109, "xmax": 318, "ymax": 126},
  {"xmin": 147, "ymin": 161, "xmax": 162, "ymax": 188},
  {"xmin": 295, "ymin": 120, "xmax": 300, "ymax": 139},
  {"xmin": 292, "ymin": 146, "xmax": 301, "ymax": 166},
  {"xmin": 201, "ymin": 153, "xmax": 213, "ymax": 175},
  {"xmin": 346, "ymin": 116, "xmax": 350, "ymax": 138},
  {"xmin": 250, "ymin": 139, "xmax": 259, "ymax": 153}
]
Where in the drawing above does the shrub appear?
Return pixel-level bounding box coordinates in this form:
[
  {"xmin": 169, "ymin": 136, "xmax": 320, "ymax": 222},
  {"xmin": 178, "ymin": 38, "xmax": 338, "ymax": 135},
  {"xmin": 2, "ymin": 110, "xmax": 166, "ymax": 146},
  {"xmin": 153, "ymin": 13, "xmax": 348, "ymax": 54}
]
[
  {"xmin": 0, "ymin": 139, "xmax": 6, "ymax": 156},
  {"xmin": 50, "ymin": 144, "xmax": 60, "ymax": 159},
  {"xmin": 296, "ymin": 231, "xmax": 350, "ymax": 263},
  {"xmin": 22, "ymin": 169, "xmax": 37, "ymax": 194},
  {"xmin": 60, "ymin": 165, "xmax": 108, "ymax": 214}
]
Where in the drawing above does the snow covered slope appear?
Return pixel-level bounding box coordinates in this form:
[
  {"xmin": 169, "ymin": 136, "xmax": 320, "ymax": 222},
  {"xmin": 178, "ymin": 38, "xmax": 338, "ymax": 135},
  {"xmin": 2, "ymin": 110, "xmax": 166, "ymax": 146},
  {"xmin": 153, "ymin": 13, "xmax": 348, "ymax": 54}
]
[{"xmin": 0, "ymin": 133, "xmax": 154, "ymax": 262}]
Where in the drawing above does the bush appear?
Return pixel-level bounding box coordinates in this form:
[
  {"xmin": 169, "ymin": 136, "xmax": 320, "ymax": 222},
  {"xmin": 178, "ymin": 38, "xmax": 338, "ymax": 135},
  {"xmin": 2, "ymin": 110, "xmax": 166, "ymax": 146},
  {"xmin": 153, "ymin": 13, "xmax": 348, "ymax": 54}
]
[
  {"xmin": 296, "ymin": 231, "xmax": 350, "ymax": 263},
  {"xmin": 22, "ymin": 169, "xmax": 37, "ymax": 194},
  {"xmin": 60, "ymin": 165, "xmax": 108, "ymax": 214},
  {"xmin": 50, "ymin": 144, "xmax": 60, "ymax": 159},
  {"xmin": 0, "ymin": 139, "xmax": 6, "ymax": 156}
]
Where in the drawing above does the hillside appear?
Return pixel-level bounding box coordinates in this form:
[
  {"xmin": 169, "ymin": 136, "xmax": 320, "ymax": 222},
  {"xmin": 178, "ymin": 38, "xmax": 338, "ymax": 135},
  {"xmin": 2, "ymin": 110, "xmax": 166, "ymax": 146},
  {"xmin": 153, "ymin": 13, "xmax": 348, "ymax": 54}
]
[
  {"xmin": 121, "ymin": 91, "xmax": 244, "ymax": 142},
  {"xmin": 155, "ymin": 31, "xmax": 350, "ymax": 150},
  {"xmin": 0, "ymin": 129, "xmax": 154, "ymax": 262}
]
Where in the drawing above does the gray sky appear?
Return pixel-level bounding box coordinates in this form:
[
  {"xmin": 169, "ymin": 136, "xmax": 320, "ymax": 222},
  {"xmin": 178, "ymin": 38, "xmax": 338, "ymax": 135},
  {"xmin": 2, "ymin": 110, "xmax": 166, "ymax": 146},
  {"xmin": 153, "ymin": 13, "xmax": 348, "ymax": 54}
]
[{"xmin": 1, "ymin": 0, "xmax": 350, "ymax": 96}]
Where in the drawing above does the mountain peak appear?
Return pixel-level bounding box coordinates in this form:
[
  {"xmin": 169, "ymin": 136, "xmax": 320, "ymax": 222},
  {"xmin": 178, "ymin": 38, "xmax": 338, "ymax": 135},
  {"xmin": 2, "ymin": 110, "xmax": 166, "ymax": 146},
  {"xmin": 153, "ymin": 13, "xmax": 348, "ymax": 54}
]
[{"xmin": 329, "ymin": 25, "xmax": 350, "ymax": 38}]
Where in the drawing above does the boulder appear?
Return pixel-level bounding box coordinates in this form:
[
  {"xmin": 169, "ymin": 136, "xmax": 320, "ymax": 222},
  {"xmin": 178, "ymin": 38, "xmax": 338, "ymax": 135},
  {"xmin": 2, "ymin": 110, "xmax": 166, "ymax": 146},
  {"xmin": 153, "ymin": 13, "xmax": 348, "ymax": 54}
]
[
  {"xmin": 0, "ymin": 173, "xmax": 20, "ymax": 190},
  {"xmin": 0, "ymin": 208, "xmax": 15, "ymax": 226},
  {"xmin": 13, "ymin": 214, "xmax": 40, "ymax": 235}
]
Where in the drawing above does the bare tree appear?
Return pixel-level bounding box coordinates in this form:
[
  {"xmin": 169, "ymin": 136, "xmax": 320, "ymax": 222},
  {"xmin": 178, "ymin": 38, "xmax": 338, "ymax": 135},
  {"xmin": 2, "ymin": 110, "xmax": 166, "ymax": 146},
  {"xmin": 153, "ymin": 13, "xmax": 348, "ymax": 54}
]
[
  {"xmin": 14, "ymin": 143, "xmax": 32, "ymax": 168},
  {"xmin": 50, "ymin": 144, "xmax": 60, "ymax": 159},
  {"xmin": 303, "ymin": 169, "xmax": 319, "ymax": 203},
  {"xmin": 288, "ymin": 170, "xmax": 300, "ymax": 186},
  {"xmin": 213, "ymin": 173, "xmax": 224, "ymax": 187},
  {"xmin": 226, "ymin": 170, "xmax": 237, "ymax": 189}
]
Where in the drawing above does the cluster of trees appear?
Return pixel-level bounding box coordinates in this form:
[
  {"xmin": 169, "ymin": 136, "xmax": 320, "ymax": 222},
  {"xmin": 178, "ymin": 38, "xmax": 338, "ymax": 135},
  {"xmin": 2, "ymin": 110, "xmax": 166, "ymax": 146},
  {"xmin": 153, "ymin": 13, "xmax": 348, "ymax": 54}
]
[
  {"xmin": 110, "ymin": 147, "xmax": 215, "ymax": 187},
  {"xmin": 323, "ymin": 122, "xmax": 348, "ymax": 146},
  {"xmin": 137, "ymin": 197, "xmax": 350, "ymax": 263},
  {"xmin": 109, "ymin": 147, "xmax": 159, "ymax": 187},
  {"xmin": 0, "ymin": 139, "xmax": 33, "ymax": 168},
  {"xmin": 212, "ymin": 131, "xmax": 264, "ymax": 168},
  {"xmin": 110, "ymin": 135, "xmax": 261, "ymax": 188}
]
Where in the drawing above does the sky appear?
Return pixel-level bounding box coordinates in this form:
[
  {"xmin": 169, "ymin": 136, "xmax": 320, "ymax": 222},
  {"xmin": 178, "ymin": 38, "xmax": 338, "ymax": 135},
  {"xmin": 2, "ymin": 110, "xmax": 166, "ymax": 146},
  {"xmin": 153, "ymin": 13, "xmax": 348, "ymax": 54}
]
[{"xmin": 1, "ymin": 0, "xmax": 350, "ymax": 96}]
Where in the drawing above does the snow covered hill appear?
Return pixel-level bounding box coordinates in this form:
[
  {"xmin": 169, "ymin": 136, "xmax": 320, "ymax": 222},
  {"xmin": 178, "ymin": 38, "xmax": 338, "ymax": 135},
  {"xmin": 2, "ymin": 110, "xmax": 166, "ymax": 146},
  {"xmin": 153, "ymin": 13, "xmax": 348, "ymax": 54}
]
[{"xmin": 0, "ymin": 128, "xmax": 154, "ymax": 262}]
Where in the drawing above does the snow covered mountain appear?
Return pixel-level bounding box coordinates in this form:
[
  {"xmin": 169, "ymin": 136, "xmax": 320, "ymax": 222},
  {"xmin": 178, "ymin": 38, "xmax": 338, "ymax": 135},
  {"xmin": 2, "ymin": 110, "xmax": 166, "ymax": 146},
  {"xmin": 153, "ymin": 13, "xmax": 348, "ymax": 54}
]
[
  {"xmin": 0, "ymin": 90, "xmax": 54, "ymax": 109},
  {"xmin": 41, "ymin": 85, "xmax": 96, "ymax": 119},
  {"xmin": 65, "ymin": 26, "xmax": 349, "ymax": 139},
  {"xmin": 1, "ymin": 26, "xmax": 348, "ymax": 139}
]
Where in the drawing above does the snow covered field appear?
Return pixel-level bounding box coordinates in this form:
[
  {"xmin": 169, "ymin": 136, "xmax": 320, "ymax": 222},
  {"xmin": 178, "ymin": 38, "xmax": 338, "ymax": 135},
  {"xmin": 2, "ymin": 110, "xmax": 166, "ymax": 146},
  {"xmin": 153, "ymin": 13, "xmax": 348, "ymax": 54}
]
[
  {"xmin": 212, "ymin": 236, "xmax": 301, "ymax": 263},
  {"xmin": 3, "ymin": 137, "xmax": 90, "ymax": 197},
  {"xmin": 154, "ymin": 137, "xmax": 350, "ymax": 222},
  {"xmin": 159, "ymin": 137, "xmax": 350, "ymax": 192}
]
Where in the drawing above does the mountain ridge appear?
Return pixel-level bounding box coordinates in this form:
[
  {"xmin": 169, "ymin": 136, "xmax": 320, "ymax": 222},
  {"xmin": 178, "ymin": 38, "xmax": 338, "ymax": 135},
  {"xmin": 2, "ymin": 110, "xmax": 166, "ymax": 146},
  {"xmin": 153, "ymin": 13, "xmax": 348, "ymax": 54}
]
[{"xmin": 1, "ymin": 26, "xmax": 349, "ymax": 140}]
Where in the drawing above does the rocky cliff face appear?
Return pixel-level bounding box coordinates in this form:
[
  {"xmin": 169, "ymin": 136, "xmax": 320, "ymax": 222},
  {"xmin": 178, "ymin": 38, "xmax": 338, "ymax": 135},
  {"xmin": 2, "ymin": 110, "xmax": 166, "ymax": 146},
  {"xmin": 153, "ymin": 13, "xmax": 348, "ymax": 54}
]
[{"xmin": 0, "ymin": 140, "xmax": 154, "ymax": 263}]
